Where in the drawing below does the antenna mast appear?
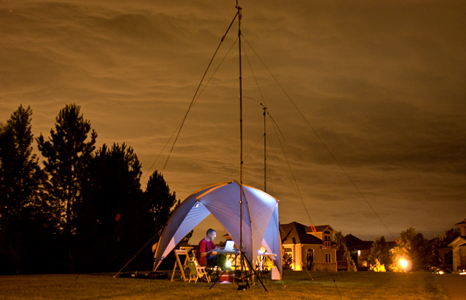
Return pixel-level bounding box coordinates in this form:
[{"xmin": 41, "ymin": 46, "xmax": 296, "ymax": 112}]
[
  {"xmin": 263, "ymin": 106, "xmax": 267, "ymax": 192},
  {"xmin": 233, "ymin": 4, "xmax": 267, "ymax": 290},
  {"xmin": 236, "ymin": 1, "xmax": 244, "ymax": 269}
]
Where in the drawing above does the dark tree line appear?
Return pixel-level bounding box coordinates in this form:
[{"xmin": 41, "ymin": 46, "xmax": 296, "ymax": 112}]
[{"xmin": 0, "ymin": 104, "xmax": 180, "ymax": 274}]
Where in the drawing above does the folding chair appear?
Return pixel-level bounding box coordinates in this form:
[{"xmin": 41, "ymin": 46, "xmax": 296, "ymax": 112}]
[
  {"xmin": 188, "ymin": 258, "xmax": 211, "ymax": 283},
  {"xmin": 171, "ymin": 249, "xmax": 190, "ymax": 282}
]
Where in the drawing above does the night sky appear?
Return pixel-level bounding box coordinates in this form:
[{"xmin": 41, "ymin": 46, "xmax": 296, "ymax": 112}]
[{"xmin": 1, "ymin": 0, "xmax": 465, "ymax": 243}]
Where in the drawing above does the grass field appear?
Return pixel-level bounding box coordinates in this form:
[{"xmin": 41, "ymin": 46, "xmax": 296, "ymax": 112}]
[{"xmin": 0, "ymin": 270, "xmax": 449, "ymax": 300}]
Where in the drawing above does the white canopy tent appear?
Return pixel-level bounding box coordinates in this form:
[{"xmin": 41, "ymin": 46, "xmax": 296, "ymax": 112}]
[{"xmin": 152, "ymin": 181, "xmax": 282, "ymax": 278}]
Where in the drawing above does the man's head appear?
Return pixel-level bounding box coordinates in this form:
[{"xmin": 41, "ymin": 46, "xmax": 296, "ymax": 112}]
[{"xmin": 206, "ymin": 228, "xmax": 216, "ymax": 241}]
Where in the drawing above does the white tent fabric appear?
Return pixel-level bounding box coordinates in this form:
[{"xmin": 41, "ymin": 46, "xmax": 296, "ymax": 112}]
[{"xmin": 153, "ymin": 181, "xmax": 282, "ymax": 278}]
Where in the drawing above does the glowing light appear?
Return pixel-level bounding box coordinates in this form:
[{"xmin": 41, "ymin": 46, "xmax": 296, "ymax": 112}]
[
  {"xmin": 226, "ymin": 260, "xmax": 231, "ymax": 268},
  {"xmin": 398, "ymin": 258, "xmax": 411, "ymax": 271},
  {"xmin": 399, "ymin": 259, "xmax": 408, "ymax": 269}
]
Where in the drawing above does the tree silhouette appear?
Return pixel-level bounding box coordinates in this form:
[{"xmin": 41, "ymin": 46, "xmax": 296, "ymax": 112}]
[
  {"xmin": 368, "ymin": 236, "xmax": 392, "ymax": 271},
  {"xmin": 0, "ymin": 105, "xmax": 41, "ymax": 274},
  {"xmin": 145, "ymin": 170, "xmax": 178, "ymax": 236},
  {"xmin": 390, "ymin": 227, "xmax": 432, "ymax": 271},
  {"xmin": 334, "ymin": 232, "xmax": 357, "ymax": 271},
  {"xmin": 36, "ymin": 104, "xmax": 96, "ymax": 269},
  {"xmin": 78, "ymin": 143, "xmax": 151, "ymax": 271}
]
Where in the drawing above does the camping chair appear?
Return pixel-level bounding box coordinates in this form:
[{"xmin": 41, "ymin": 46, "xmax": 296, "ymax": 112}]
[
  {"xmin": 188, "ymin": 258, "xmax": 211, "ymax": 283},
  {"xmin": 171, "ymin": 249, "xmax": 190, "ymax": 282}
]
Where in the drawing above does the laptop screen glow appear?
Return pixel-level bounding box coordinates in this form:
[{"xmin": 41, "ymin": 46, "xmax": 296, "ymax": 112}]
[{"xmin": 224, "ymin": 240, "xmax": 234, "ymax": 251}]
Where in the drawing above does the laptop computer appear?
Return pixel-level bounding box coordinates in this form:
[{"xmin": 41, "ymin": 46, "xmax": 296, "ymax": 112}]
[{"xmin": 224, "ymin": 240, "xmax": 234, "ymax": 251}]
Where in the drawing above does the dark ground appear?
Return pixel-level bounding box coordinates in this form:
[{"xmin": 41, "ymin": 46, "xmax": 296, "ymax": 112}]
[{"xmin": 438, "ymin": 274, "xmax": 466, "ymax": 300}]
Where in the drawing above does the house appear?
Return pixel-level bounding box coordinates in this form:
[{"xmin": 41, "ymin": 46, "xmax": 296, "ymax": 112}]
[
  {"xmin": 342, "ymin": 234, "xmax": 397, "ymax": 271},
  {"xmin": 344, "ymin": 234, "xmax": 374, "ymax": 270},
  {"xmin": 448, "ymin": 218, "xmax": 466, "ymax": 273},
  {"xmin": 280, "ymin": 222, "xmax": 337, "ymax": 271},
  {"xmin": 435, "ymin": 245, "xmax": 453, "ymax": 270}
]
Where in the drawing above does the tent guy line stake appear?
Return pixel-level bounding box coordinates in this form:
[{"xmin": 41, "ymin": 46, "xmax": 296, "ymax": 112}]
[{"xmin": 113, "ymin": 227, "xmax": 164, "ymax": 278}]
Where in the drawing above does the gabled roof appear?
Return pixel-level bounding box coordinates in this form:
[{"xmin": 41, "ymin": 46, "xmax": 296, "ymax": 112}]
[
  {"xmin": 316, "ymin": 225, "xmax": 330, "ymax": 232},
  {"xmin": 304, "ymin": 225, "xmax": 335, "ymax": 234},
  {"xmin": 454, "ymin": 218, "xmax": 466, "ymax": 226},
  {"xmin": 448, "ymin": 236, "xmax": 466, "ymax": 248},
  {"xmin": 344, "ymin": 234, "xmax": 373, "ymax": 250},
  {"xmin": 280, "ymin": 222, "xmax": 323, "ymax": 245}
]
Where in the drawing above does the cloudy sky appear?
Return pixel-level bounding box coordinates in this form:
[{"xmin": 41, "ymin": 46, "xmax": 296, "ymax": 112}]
[{"xmin": 1, "ymin": 0, "xmax": 465, "ymax": 242}]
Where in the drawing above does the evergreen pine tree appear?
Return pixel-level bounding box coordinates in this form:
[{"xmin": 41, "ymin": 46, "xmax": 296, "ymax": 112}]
[
  {"xmin": 0, "ymin": 105, "xmax": 41, "ymax": 274},
  {"xmin": 36, "ymin": 104, "xmax": 96, "ymax": 270}
]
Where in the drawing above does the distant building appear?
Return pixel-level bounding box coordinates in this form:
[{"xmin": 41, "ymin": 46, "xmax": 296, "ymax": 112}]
[
  {"xmin": 280, "ymin": 222, "xmax": 337, "ymax": 271},
  {"xmin": 342, "ymin": 234, "xmax": 396, "ymax": 271},
  {"xmin": 343, "ymin": 234, "xmax": 374, "ymax": 270},
  {"xmin": 433, "ymin": 237, "xmax": 454, "ymax": 271},
  {"xmin": 449, "ymin": 218, "xmax": 466, "ymax": 273}
]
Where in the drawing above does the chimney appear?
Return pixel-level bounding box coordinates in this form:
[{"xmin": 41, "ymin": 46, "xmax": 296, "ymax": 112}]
[{"xmin": 456, "ymin": 218, "xmax": 466, "ymax": 237}]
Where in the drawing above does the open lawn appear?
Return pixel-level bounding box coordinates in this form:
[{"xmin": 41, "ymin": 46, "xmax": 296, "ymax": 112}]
[{"xmin": 0, "ymin": 271, "xmax": 449, "ymax": 300}]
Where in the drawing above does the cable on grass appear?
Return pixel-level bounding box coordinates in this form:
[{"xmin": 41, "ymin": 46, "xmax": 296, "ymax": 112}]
[{"xmin": 331, "ymin": 274, "xmax": 343, "ymax": 300}]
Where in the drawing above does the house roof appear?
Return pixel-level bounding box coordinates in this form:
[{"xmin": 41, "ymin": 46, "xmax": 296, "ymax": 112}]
[
  {"xmin": 344, "ymin": 234, "xmax": 373, "ymax": 250},
  {"xmin": 454, "ymin": 218, "xmax": 466, "ymax": 226},
  {"xmin": 448, "ymin": 236, "xmax": 466, "ymax": 248},
  {"xmin": 304, "ymin": 224, "xmax": 336, "ymax": 234},
  {"xmin": 280, "ymin": 222, "xmax": 323, "ymax": 245}
]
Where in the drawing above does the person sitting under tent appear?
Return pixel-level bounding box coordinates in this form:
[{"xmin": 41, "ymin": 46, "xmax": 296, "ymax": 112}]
[{"xmin": 196, "ymin": 228, "xmax": 219, "ymax": 267}]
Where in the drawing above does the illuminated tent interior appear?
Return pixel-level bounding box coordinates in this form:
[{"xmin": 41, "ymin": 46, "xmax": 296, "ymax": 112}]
[{"xmin": 152, "ymin": 181, "xmax": 282, "ymax": 278}]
